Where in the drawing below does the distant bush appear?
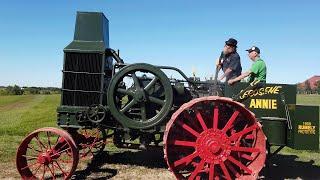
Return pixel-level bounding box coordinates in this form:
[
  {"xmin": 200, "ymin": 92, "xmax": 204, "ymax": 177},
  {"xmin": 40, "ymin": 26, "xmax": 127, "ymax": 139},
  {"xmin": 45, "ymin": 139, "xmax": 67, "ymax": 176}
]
[
  {"xmin": 5, "ymin": 85, "xmax": 24, "ymax": 95},
  {"xmin": 0, "ymin": 86, "xmax": 61, "ymax": 96},
  {"xmin": 24, "ymin": 87, "xmax": 41, "ymax": 95},
  {"xmin": 41, "ymin": 90, "xmax": 51, "ymax": 95}
]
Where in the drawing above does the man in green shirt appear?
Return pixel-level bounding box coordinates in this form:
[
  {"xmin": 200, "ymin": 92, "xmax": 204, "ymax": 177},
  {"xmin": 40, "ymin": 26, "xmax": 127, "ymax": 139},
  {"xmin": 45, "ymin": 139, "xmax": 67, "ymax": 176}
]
[{"xmin": 228, "ymin": 46, "xmax": 267, "ymax": 85}]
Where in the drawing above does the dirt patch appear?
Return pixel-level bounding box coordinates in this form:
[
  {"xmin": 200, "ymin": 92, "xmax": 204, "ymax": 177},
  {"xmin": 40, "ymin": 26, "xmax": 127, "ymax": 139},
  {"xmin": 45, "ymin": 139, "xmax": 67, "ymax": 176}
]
[{"xmin": 0, "ymin": 101, "xmax": 29, "ymax": 111}]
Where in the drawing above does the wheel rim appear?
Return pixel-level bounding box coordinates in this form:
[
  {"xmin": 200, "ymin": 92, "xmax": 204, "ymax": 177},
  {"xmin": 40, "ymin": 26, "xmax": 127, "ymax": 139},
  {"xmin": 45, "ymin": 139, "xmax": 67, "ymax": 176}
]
[
  {"xmin": 16, "ymin": 127, "xmax": 79, "ymax": 179},
  {"xmin": 164, "ymin": 96, "xmax": 266, "ymax": 180},
  {"xmin": 107, "ymin": 63, "xmax": 173, "ymax": 129}
]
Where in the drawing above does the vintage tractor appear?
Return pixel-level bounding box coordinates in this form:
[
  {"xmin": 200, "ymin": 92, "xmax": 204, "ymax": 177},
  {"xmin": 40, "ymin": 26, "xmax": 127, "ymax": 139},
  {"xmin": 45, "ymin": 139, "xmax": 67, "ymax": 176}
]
[{"xmin": 16, "ymin": 12, "xmax": 320, "ymax": 179}]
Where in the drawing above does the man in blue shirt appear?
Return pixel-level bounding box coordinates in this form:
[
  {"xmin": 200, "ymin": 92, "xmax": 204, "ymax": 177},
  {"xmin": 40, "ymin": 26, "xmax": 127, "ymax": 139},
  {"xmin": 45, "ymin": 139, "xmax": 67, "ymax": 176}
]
[{"xmin": 216, "ymin": 38, "xmax": 242, "ymax": 82}]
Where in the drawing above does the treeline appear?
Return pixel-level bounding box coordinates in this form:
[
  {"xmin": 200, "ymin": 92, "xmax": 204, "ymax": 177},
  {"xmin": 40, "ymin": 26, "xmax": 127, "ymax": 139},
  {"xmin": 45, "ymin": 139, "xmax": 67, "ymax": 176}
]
[
  {"xmin": 297, "ymin": 81, "xmax": 320, "ymax": 94},
  {"xmin": 0, "ymin": 85, "xmax": 61, "ymax": 96}
]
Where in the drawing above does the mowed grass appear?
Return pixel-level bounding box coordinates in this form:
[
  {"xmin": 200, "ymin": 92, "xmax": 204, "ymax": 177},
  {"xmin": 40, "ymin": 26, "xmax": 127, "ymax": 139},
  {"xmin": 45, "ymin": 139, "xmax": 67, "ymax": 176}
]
[
  {"xmin": 0, "ymin": 95, "xmax": 59, "ymax": 163},
  {"xmin": 297, "ymin": 94, "xmax": 320, "ymax": 105}
]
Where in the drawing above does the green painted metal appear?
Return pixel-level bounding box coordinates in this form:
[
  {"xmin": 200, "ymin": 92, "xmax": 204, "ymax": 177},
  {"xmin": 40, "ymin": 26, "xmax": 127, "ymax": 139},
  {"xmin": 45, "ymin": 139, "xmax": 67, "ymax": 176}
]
[
  {"xmin": 56, "ymin": 106, "xmax": 87, "ymax": 128},
  {"xmin": 107, "ymin": 63, "xmax": 173, "ymax": 129},
  {"xmin": 287, "ymin": 105, "xmax": 320, "ymax": 150},
  {"xmin": 224, "ymin": 82, "xmax": 296, "ymax": 118},
  {"xmin": 58, "ymin": 12, "xmax": 112, "ymax": 128},
  {"xmin": 225, "ymin": 83, "xmax": 320, "ymax": 150},
  {"xmin": 64, "ymin": 11, "xmax": 109, "ymax": 53},
  {"xmin": 259, "ymin": 117, "xmax": 287, "ymax": 146}
]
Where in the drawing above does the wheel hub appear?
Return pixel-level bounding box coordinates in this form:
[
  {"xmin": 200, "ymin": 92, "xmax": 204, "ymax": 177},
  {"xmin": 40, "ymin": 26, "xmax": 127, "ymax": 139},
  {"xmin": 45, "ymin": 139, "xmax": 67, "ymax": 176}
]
[
  {"xmin": 196, "ymin": 129, "xmax": 231, "ymax": 164},
  {"xmin": 134, "ymin": 89, "xmax": 146, "ymax": 102},
  {"xmin": 37, "ymin": 150, "xmax": 54, "ymax": 165}
]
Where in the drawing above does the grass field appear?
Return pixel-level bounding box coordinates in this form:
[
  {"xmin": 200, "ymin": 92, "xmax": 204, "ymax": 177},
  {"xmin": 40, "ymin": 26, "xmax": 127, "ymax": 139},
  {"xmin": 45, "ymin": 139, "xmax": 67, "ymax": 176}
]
[{"xmin": 0, "ymin": 94, "xmax": 319, "ymax": 179}]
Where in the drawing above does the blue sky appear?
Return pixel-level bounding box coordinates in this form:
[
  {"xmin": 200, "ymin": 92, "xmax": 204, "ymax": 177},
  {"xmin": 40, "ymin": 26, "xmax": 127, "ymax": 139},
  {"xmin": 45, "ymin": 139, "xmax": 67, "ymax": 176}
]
[{"xmin": 0, "ymin": 0, "xmax": 319, "ymax": 87}]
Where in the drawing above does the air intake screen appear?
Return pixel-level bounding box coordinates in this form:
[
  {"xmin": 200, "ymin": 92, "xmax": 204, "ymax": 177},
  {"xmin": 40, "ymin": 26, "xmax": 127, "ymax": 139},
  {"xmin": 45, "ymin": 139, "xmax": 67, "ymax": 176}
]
[{"xmin": 62, "ymin": 52, "xmax": 103, "ymax": 106}]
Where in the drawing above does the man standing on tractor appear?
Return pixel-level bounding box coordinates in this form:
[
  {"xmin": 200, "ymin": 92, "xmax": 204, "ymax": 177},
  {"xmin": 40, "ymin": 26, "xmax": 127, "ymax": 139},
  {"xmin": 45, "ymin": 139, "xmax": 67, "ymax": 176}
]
[
  {"xmin": 228, "ymin": 46, "xmax": 267, "ymax": 85},
  {"xmin": 216, "ymin": 38, "xmax": 242, "ymax": 83}
]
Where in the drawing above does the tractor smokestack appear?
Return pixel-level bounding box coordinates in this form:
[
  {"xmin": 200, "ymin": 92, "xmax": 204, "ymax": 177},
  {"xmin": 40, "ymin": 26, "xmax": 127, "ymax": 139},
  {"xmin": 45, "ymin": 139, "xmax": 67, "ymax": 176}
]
[{"xmin": 64, "ymin": 11, "xmax": 109, "ymax": 52}]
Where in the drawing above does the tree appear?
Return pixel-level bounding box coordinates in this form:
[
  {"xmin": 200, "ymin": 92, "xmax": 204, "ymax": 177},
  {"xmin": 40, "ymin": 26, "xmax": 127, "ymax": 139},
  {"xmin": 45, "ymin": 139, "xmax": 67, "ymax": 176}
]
[
  {"xmin": 317, "ymin": 81, "xmax": 320, "ymax": 94},
  {"xmin": 6, "ymin": 85, "xmax": 24, "ymax": 95},
  {"xmin": 26, "ymin": 87, "xmax": 40, "ymax": 94},
  {"xmin": 305, "ymin": 80, "xmax": 312, "ymax": 94}
]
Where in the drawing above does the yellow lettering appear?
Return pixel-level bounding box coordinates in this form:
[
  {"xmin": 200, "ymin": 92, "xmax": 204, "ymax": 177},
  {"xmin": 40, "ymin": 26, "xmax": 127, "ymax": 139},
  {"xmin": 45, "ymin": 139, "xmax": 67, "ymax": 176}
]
[
  {"xmin": 262, "ymin": 99, "xmax": 269, "ymax": 109},
  {"xmin": 274, "ymin": 86, "xmax": 282, "ymax": 94},
  {"xmin": 249, "ymin": 99, "xmax": 256, "ymax": 108},
  {"xmin": 259, "ymin": 88, "xmax": 264, "ymax": 96},
  {"xmin": 265, "ymin": 87, "xmax": 270, "ymax": 94},
  {"xmin": 272, "ymin": 99, "xmax": 277, "ymax": 109},
  {"xmin": 256, "ymin": 99, "xmax": 262, "ymax": 108}
]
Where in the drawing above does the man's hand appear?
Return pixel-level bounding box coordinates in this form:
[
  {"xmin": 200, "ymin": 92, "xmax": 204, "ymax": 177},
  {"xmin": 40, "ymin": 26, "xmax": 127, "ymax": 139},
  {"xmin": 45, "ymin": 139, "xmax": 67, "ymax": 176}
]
[
  {"xmin": 228, "ymin": 79, "xmax": 235, "ymax": 85},
  {"xmin": 215, "ymin": 58, "xmax": 221, "ymax": 67}
]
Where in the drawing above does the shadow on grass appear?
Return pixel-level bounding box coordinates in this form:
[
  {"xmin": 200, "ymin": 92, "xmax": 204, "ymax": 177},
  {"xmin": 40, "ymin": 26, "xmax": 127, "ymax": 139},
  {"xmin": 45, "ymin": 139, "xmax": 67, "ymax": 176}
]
[
  {"xmin": 72, "ymin": 147, "xmax": 166, "ymax": 179},
  {"xmin": 73, "ymin": 148, "xmax": 320, "ymax": 179},
  {"xmin": 261, "ymin": 154, "xmax": 320, "ymax": 180}
]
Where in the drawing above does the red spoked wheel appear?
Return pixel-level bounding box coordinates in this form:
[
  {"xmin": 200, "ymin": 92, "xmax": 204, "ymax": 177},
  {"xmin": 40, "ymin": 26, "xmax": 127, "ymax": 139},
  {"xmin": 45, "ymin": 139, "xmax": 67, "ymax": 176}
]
[
  {"xmin": 16, "ymin": 127, "xmax": 79, "ymax": 180},
  {"xmin": 70, "ymin": 128, "xmax": 107, "ymax": 160},
  {"xmin": 164, "ymin": 96, "xmax": 266, "ymax": 180}
]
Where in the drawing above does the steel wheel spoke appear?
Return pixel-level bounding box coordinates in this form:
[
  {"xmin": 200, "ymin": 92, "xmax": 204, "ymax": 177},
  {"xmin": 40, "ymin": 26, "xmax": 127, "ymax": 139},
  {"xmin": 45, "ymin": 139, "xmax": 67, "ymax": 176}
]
[
  {"xmin": 225, "ymin": 161, "xmax": 240, "ymax": 178},
  {"xmin": 21, "ymin": 161, "xmax": 38, "ymax": 170},
  {"xmin": 213, "ymin": 106, "xmax": 219, "ymax": 129},
  {"xmin": 47, "ymin": 131, "xmax": 52, "ymax": 149},
  {"xmin": 195, "ymin": 110, "xmax": 208, "ymax": 130},
  {"xmin": 54, "ymin": 161, "xmax": 68, "ymax": 177},
  {"xmin": 219, "ymin": 161, "xmax": 232, "ymax": 180},
  {"xmin": 120, "ymin": 99, "xmax": 136, "ymax": 113},
  {"xmin": 173, "ymin": 140, "xmax": 196, "ymax": 147},
  {"xmin": 144, "ymin": 77, "xmax": 159, "ymax": 91},
  {"xmin": 51, "ymin": 147, "xmax": 71, "ymax": 157},
  {"xmin": 209, "ymin": 163, "xmax": 215, "ymax": 180},
  {"xmin": 22, "ymin": 154, "xmax": 38, "ymax": 161},
  {"xmin": 35, "ymin": 134, "xmax": 47, "ymax": 150},
  {"xmin": 222, "ymin": 111, "xmax": 240, "ymax": 132},
  {"xmin": 47, "ymin": 165, "xmax": 55, "ymax": 179},
  {"xmin": 42, "ymin": 165, "xmax": 46, "ymax": 179},
  {"xmin": 188, "ymin": 159, "xmax": 205, "ymax": 180},
  {"xmin": 176, "ymin": 121, "xmax": 200, "ymax": 137},
  {"xmin": 117, "ymin": 88, "xmax": 134, "ymax": 96},
  {"xmin": 230, "ymin": 124, "xmax": 258, "ymax": 141},
  {"xmin": 227, "ymin": 156, "xmax": 252, "ymax": 174},
  {"xmin": 174, "ymin": 152, "xmax": 198, "ymax": 167},
  {"xmin": 131, "ymin": 73, "xmax": 141, "ymax": 89},
  {"xmin": 231, "ymin": 146, "xmax": 260, "ymax": 153},
  {"xmin": 27, "ymin": 145, "xmax": 41, "ymax": 153},
  {"xmin": 149, "ymin": 96, "xmax": 165, "ymax": 106},
  {"xmin": 244, "ymin": 134, "xmax": 254, "ymax": 140},
  {"xmin": 50, "ymin": 163, "xmax": 56, "ymax": 179},
  {"xmin": 241, "ymin": 154, "xmax": 254, "ymax": 161},
  {"xmin": 54, "ymin": 141, "xmax": 68, "ymax": 153},
  {"xmin": 32, "ymin": 164, "xmax": 42, "ymax": 176},
  {"xmin": 140, "ymin": 102, "xmax": 147, "ymax": 121}
]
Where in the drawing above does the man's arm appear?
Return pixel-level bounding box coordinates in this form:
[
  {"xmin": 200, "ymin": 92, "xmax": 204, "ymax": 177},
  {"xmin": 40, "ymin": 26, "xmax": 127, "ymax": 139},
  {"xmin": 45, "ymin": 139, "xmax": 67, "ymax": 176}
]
[
  {"xmin": 228, "ymin": 71, "xmax": 251, "ymax": 85},
  {"xmin": 219, "ymin": 68, "xmax": 232, "ymax": 81}
]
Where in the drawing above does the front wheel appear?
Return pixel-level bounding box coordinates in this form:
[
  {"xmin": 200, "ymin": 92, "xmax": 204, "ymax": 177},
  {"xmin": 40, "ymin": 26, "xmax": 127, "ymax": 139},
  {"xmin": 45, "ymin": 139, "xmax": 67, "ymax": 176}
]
[{"xmin": 16, "ymin": 127, "xmax": 79, "ymax": 179}]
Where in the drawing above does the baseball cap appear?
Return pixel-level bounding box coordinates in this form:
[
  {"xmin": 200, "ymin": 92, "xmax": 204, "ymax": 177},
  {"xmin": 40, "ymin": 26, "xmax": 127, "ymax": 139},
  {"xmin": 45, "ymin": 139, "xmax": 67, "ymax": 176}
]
[
  {"xmin": 225, "ymin": 38, "xmax": 238, "ymax": 47},
  {"xmin": 246, "ymin": 46, "xmax": 260, "ymax": 54}
]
